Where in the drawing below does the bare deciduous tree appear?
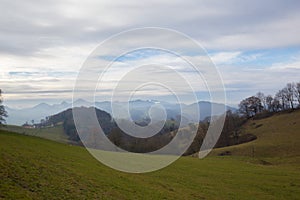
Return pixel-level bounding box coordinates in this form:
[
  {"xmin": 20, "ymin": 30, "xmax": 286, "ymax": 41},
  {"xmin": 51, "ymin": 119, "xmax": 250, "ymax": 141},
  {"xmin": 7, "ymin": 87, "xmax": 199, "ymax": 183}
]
[
  {"xmin": 265, "ymin": 95, "xmax": 273, "ymax": 111},
  {"xmin": 276, "ymin": 90, "xmax": 288, "ymax": 110},
  {"xmin": 256, "ymin": 92, "xmax": 266, "ymax": 110},
  {"xmin": 271, "ymin": 97, "xmax": 281, "ymax": 112},
  {"xmin": 296, "ymin": 82, "xmax": 300, "ymax": 106},
  {"xmin": 285, "ymin": 83, "xmax": 295, "ymax": 110},
  {"xmin": 0, "ymin": 89, "xmax": 8, "ymax": 125},
  {"xmin": 239, "ymin": 96, "xmax": 263, "ymax": 118}
]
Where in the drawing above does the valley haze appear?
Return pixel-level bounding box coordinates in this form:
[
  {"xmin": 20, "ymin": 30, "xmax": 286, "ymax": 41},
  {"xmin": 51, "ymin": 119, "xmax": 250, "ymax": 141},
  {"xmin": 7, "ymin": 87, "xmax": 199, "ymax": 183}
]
[{"xmin": 5, "ymin": 99, "xmax": 236, "ymax": 125}]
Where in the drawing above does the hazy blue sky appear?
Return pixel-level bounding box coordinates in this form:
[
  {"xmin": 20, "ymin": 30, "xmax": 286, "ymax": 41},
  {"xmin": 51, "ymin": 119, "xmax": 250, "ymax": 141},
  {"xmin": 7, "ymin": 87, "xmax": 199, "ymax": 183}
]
[{"xmin": 1, "ymin": 0, "xmax": 300, "ymax": 108}]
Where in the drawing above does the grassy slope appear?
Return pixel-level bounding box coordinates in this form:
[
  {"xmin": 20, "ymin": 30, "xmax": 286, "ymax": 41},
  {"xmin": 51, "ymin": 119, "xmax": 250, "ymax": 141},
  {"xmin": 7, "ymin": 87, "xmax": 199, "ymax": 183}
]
[
  {"xmin": 1, "ymin": 129, "xmax": 300, "ymax": 199},
  {"xmin": 1, "ymin": 125, "xmax": 69, "ymax": 144},
  {"xmin": 211, "ymin": 109, "xmax": 300, "ymax": 166}
]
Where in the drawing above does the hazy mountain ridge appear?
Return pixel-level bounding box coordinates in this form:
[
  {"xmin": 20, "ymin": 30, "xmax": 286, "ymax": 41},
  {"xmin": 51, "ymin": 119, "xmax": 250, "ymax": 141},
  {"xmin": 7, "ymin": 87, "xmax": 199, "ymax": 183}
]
[{"xmin": 5, "ymin": 99, "xmax": 236, "ymax": 125}]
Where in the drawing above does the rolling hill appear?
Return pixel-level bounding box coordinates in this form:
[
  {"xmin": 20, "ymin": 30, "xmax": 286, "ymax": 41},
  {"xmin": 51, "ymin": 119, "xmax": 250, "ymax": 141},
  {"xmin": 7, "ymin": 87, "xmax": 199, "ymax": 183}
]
[
  {"xmin": 211, "ymin": 109, "xmax": 300, "ymax": 165},
  {"xmin": 1, "ymin": 110, "xmax": 300, "ymax": 199}
]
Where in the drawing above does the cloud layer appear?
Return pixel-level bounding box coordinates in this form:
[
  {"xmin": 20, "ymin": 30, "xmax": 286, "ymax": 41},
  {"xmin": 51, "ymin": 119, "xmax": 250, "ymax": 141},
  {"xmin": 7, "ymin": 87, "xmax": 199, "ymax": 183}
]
[{"xmin": 1, "ymin": 0, "xmax": 300, "ymax": 107}]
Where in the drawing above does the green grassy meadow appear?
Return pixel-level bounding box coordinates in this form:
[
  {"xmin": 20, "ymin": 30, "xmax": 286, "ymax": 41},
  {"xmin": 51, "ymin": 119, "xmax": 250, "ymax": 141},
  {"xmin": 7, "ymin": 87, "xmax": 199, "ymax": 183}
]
[
  {"xmin": 1, "ymin": 124, "xmax": 69, "ymax": 144},
  {"xmin": 211, "ymin": 109, "xmax": 300, "ymax": 166},
  {"xmin": 1, "ymin": 110, "xmax": 300, "ymax": 199}
]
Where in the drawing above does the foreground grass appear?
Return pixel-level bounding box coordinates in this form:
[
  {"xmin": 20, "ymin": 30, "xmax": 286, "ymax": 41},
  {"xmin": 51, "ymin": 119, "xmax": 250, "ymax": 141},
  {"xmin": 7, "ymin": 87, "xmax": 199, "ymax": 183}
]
[{"xmin": 1, "ymin": 131, "xmax": 300, "ymax": 199}]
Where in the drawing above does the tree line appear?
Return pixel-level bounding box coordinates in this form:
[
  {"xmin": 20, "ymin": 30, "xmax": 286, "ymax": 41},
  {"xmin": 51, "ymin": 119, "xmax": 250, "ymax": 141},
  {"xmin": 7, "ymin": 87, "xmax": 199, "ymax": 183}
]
[{"xmin": 239, "ymin": 82, "xmax": 300, "ymax": 118}]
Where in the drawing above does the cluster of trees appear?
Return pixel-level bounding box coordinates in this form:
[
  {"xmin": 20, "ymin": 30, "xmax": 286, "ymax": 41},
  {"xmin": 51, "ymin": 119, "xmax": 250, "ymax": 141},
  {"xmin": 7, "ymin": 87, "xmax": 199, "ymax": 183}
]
[
  {"xmin": 184, "ymin": 110, "xmax": 257, "ymax": 155},
  {"xmin": 108, "ymin": 126, "xmax": 173, "ymax": 153},
  {"xmin": 0, "ymin": 89, "xmax": 8, "ymax": 125},
  {"xmin": 44, "ymin": 107, "xmax": 117, "ymax": 142},
  {"xmin": 187, "ymin": 81, "xmax": 300, "ymax": 155},
  {"xmin": 239, "ymin": 82, "xmax": 300, "ymax": 118}
]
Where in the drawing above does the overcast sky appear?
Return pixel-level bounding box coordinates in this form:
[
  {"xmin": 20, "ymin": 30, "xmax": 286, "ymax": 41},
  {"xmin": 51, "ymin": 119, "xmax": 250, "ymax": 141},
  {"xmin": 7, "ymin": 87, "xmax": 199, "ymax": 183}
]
[{"xmin": 1, "ymin": 0, "xmax": 300, "ymax": 108}]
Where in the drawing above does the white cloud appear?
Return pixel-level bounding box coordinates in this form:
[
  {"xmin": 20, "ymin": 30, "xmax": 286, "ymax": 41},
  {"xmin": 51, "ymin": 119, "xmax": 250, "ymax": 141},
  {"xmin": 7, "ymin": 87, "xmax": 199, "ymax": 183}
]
[
  {"xmin": 269, "ymin": 58, "xmax": 300, "ymax": 71},
  {"xmin": 209, "ymin": 52, "xmax": 241, "ymax": 64}
]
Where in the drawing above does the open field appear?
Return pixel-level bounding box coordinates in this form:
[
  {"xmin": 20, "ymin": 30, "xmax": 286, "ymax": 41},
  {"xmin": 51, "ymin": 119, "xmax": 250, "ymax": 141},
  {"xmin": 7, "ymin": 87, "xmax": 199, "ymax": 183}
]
[
  {"xmin": 211, "ymin": 109, "xmax": 300, "ymax": 166},
  {"xmin": 1, "ymin": 124, "xmax": 69, "ymax": 144},
  {"xmin": 1, "ymin": 125, "xmax": 300, "ymax": 199}
]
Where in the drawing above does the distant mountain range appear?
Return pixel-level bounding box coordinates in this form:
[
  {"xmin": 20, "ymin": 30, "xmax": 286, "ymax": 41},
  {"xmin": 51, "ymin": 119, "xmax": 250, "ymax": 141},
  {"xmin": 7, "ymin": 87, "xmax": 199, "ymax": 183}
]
[
  {"xmin": 5, "ymin": 101, "xmax": 70, "ymax": 125},
  {"xmin": 5, "ymin": 99, "xmax": 237, "ymax": 125}
]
